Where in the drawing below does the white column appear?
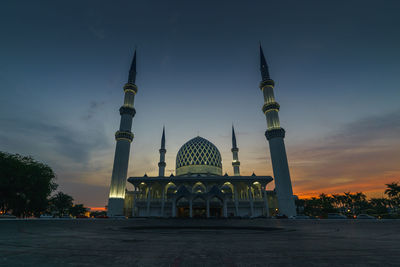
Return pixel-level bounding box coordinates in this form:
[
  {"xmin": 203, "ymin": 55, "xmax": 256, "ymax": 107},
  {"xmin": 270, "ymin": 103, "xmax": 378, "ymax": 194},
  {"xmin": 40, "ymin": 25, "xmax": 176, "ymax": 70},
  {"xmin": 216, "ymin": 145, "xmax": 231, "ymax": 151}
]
[
  {"xmin": 161, "ymin": 186, "xmax": 165, "ymax": 217},
  {"xmin": 234, "ymin": 185, "xmax": 239, "ymax": 216},
  {"xmin": 206, "ymin": 199, "xmax": 210, "ymax": 218},
  {"xmin": 189, "ymin": 198, "xmax": 193, "ymax": 218},
  {"xmin": 146, "ymin": 186, "xmax": 151, "ymax": 216},
  {"xmin": 132, "ymin": 191, "xmax": 137, "ymax": 217},
  {"xmin": 248, "ymin": 185, "xmax": 254, "ymax": 217},
  {"xmin": 223, "ymin": 199, "xmax": 228, "ymax": 218},
  {"xmin": 262, "ymin": 185, "xmax": 270, "ymax": 217},
  {"xmin": 268, "ymin": 137, "xmax": 296, "ymax": 217},
  {"xmin": 107, "ymin": 82, "xmax": 137, "ymax": 217},
  {"xmin": 172, "ymin": 199, "xmax": 176, "ymax": 217},
  {"xmin": 260, "ymin": 75, "xmax": 296, "ymax": 217}
]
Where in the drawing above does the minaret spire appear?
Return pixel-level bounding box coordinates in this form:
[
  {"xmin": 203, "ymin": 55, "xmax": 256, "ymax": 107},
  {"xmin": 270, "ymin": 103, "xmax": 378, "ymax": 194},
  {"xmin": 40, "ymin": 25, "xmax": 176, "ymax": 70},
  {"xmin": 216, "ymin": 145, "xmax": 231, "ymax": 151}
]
[
  {"xmin": 259, "ymin": 44, "xmax": 271, "ymax": 81},
  {"xmin": 107, "ymin": 49, "xmax": 138, "ymax": 217},
  {"xmin": 158, "ymin": 126, "xmax": 166, "ymax": 177},
  {"xmin": 232, "ymin": 125, "xmax": 237, "ymax": 149},
  {"xmin": 128, "ymin": 49, "xmax": 137, "ymax": 84},
  {"xmin": 231, "ymin": 125, "xmax": 240, "ymax": 176},
  {"xmin": 258, "ymin": 44, "xmax": 296, "ymax": 217},
  {"xmin": 161, "ymin": 126, "xmax": 165, "ymax": 149}
]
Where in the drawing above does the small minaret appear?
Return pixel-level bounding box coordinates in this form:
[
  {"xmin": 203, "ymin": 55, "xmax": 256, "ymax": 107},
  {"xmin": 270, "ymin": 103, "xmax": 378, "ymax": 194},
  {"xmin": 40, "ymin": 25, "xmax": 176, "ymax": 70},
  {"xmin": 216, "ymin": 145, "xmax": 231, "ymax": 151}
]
[
  {"xmin": 259, "ymin": 45, "xmax": 296, "ymax": 217},
  {"xmin": 107, "ymin": 50, "xmax": 138, "ymax": 217},
  {"xmin": 231, "ymin": 125, "xmax": 240, "ymax": 176},
  {"xmin": 158, "ymin": 126, "xmax": 166, "ymax": 177}
]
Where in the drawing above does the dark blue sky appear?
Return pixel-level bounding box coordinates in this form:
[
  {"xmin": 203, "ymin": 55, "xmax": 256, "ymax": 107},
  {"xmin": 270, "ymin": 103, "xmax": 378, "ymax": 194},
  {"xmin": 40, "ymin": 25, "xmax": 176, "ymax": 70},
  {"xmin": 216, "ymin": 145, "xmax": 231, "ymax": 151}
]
[{"xmin": 1, "ymin": 0, "xmax": 399, "ymax": 206}]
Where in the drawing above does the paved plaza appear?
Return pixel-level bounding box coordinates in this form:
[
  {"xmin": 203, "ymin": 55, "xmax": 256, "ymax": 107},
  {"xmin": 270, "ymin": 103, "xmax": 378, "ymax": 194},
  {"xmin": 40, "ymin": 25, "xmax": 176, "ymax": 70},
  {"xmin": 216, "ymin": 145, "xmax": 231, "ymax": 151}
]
[{"xmin": 0, "ymin": 219, "xmax": 399, "ymax": 266}]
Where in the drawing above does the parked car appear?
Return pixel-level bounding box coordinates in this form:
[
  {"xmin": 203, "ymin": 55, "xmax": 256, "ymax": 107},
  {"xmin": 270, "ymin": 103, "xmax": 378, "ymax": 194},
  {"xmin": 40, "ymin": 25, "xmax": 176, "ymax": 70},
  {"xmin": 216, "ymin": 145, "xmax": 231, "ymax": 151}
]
[
  {"xmin": 356, "ymin": 214, "xmax": 376, "ymax": 219},
  {"xmin": 327, "ymin": 213, "xmax": 347, "ymax": 219}
]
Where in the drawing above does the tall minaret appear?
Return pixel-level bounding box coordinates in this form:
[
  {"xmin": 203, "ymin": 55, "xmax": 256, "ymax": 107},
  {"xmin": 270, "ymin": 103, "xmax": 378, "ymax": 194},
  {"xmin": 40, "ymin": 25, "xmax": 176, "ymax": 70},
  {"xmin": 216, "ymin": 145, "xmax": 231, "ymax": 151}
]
[
  {"xmin": 107, "ymin": 50, "xmax": 138, "ymax": 217},
  {"xmin": 259, "ymin": 45, "xmax": 296, "ymax": 217},
  {"xmin": 231, "ymin": 125, "xmax": 240, "ymax": 176},
  {"xmin": 158, "ymin": 126, "xmax": 166, "ymax": 177}
]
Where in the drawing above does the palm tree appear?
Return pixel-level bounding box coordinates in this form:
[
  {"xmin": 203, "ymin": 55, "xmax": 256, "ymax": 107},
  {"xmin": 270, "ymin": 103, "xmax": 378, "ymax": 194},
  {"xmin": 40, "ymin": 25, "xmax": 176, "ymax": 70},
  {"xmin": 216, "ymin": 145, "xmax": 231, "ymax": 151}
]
[
  {"xmin": 385, "ymin": 182, "xmax": 400, "ymax": 213},
  {"xmin": 318, "ymin": 193, "xmax": 335, "ymax": 216},
  {"xmin": 385, "ymin": 182, "xmax": 400, "ymax": 198},
  {"xmin": 369, "ymin": 198, "xmax": 388, "ymax": 215},
  {"xmin": 331, "ymin": 194, "xmax": 341, "ymax": 209},
  {"xmin": 343, "ymin": 192, "xmax": 353, "ymax": 213},
  {"xmin": 352, "ymin": 192, "xmax": 367, "ymax": 214},
  {"xmin": 334, "ymin": 194, "xmax": 347, "ymax": 213}
]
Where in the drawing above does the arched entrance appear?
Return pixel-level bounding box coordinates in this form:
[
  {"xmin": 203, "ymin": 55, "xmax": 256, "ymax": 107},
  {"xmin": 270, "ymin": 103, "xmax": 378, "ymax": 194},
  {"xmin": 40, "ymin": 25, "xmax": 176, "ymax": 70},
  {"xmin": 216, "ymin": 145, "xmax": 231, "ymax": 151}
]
[
  {"xmin": 176, "ymin": 197, "xmax": 190, "ymax": 217},
  {"xmin": 192, "ymin": 196, "xmax": 206, "ymax": 218},
  {"xmin": 209, "ymin": 196, "xmax": 223, "ymax": 218}
]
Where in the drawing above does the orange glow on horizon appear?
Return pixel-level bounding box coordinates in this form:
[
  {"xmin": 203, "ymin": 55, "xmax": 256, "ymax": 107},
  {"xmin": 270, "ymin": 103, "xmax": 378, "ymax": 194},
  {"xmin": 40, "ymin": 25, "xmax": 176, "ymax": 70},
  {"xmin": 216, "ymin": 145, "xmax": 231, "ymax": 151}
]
[
  {"xmin": 88, "ymin": 206, "xmax": 107, "ymax": 211},
  {"xmin": 292, "ymin": 175, "xmax": 399, "ymax": 199}
]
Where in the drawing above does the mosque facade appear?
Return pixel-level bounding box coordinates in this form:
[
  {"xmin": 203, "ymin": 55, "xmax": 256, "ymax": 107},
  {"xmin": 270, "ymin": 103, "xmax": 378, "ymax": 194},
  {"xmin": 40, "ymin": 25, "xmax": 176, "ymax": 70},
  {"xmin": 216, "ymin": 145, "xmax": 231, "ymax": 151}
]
[{"xmin": 107, "ymin": 47, "xmax": 296, "ymax": 218}]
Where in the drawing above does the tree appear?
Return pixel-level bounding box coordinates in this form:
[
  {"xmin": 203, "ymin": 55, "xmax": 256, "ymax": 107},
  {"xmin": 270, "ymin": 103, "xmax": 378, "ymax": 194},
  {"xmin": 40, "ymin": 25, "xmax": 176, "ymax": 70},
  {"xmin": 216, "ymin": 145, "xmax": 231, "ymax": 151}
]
[
  {"xmin": 351, "ymin": 192, "xmax": 368, "ymax": 215},
  {"xmin": 0, "ymin": 152, "xmax": 57, "ymax": 217},
  {"xmin": 49, "ymin": 192, "xmax": 73, "ymax": 217},
  {"xmin": 300, "ymin": 194, "xmax": 336, "ymax": 218},
  {"xmin": 369, "ymin": 198, "xmax": 388, "ymax": 215},
  {"xmin": 385, "ymin": 182, "xmax": 400, "ymax": 213},
  {"xmin": 318, "ymin": 193, "xmax": 336, "ymax": 216},
  {"xmin": 331, "ymin": 194, "xmax": 346, "ymax": 212},
  {"xmin": 69, "ymin": 204, "xmax": 88, "ymax": 217},
  {"xmin": 385, "ymin": 182, "xmax": 400, "ymax": 198}
]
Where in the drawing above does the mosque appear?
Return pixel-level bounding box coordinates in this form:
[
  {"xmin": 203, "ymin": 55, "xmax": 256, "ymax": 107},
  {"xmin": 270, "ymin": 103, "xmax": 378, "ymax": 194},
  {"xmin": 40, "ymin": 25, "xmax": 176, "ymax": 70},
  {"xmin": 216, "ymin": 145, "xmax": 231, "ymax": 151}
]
[{"xmin": 107, "ymin": 47, "xmax": 297, "ymax": 218}]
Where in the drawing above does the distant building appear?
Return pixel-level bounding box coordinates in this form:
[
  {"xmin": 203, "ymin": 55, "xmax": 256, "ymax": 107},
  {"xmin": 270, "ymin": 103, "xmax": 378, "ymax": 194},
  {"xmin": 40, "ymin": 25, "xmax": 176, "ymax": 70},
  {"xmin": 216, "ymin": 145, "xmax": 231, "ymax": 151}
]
[{"xmin": 107, "ymin": 46, "xmax": 296, "ymax": 218}]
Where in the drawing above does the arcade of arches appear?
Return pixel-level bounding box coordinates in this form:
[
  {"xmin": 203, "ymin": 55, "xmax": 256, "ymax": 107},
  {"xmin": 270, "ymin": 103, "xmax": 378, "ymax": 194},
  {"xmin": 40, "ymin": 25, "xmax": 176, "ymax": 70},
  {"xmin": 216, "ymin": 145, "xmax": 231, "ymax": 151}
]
[{"xmin": 125, "ymin": 175, "xmax": 278, "ymax": 218}]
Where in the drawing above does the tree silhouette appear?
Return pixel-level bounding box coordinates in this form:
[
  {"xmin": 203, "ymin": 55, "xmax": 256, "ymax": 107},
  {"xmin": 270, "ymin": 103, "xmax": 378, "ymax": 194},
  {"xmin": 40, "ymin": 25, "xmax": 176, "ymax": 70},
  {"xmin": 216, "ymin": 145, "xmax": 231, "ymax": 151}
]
[
  {"xmin": 0, "ymin": 152, "xmax": 57, "ymax": 217},
  {"xmin": 385, "ymin": 182, "xmax": 400, "ymax": 198},
  {"xmin": 69, "ymin": 204, "xmax": 88, "ymax": 217},
  {"xmin": 385, "ymin": 182, "xmax": 400, "ymax": 213},
  {"xmin": 49, "ymin": 192, "xmax": 74, "ymax": 217}
]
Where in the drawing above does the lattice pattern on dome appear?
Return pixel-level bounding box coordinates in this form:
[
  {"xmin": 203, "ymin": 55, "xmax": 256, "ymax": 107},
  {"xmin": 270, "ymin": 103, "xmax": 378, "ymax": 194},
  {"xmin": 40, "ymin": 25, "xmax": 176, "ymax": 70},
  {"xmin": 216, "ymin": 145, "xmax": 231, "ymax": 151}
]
[{"xmin": 176, "ymin": 137, "xmax": 222, "ymax": 169}]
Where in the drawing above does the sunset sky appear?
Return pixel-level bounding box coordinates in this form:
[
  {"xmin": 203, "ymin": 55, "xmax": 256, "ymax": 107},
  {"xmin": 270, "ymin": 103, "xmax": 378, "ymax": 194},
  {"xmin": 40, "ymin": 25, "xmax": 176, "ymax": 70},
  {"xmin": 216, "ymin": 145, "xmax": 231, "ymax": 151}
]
[{"xmin": 1, "ymin": 1, "xmax": 399, "ymax": 207}]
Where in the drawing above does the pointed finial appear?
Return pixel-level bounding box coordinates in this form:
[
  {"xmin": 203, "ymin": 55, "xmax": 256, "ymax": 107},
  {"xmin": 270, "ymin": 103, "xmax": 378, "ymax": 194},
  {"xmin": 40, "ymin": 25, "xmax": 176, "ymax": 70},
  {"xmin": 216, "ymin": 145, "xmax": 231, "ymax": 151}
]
[
  {"xmin": 128, "ymin": 49, "xmax": 137, "ymax": 84},
  {"xmin": 161, "ymin": 126, "xmax": 165, "ymax": 149},
  {"xmin": 232, "ymin": 124, "xmax": 237, "ymax": 149},
  {"xmin": 259, "ymin": 44, "xmax": 270, "ymax": 81}
]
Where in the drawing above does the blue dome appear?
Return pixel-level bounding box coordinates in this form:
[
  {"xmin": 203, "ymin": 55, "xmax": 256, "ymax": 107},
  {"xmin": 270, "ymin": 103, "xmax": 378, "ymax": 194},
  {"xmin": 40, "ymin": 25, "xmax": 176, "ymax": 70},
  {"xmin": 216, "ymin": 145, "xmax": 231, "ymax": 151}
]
[{"xmin": 176, "ymin": 136, "xmax": 222, "ymax": 176}]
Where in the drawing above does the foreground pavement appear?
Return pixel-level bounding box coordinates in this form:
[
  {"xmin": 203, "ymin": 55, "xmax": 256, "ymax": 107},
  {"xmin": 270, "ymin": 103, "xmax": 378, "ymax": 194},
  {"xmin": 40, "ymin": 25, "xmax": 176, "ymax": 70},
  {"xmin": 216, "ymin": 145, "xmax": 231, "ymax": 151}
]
[{"xmin": 0, "ymin": 219, "xmax": 399, "ymax": 266}]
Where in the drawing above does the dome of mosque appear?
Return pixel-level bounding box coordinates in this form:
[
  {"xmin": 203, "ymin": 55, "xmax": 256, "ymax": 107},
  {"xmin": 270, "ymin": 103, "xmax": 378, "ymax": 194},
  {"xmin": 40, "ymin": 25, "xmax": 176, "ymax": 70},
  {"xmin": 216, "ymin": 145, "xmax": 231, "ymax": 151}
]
[{"xmin": 176, "ymin": 136, "xmax": 222, "ymax": 176}]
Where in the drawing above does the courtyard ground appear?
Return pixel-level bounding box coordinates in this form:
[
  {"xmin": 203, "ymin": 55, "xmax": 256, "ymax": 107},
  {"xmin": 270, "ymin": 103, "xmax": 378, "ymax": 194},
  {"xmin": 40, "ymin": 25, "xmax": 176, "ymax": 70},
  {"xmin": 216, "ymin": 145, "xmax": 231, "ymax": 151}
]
[{"xmin": 0, "ymin": 218, "xmax": 399, "ymax": 266}]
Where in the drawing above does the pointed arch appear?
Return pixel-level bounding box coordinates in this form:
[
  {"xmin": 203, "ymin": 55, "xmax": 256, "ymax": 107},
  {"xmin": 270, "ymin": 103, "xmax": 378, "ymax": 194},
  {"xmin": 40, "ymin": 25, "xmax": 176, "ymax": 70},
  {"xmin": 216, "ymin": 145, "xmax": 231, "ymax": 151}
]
[{"xmin": 192, "ymin": 182, "xmax": 206, "ymax": 193}]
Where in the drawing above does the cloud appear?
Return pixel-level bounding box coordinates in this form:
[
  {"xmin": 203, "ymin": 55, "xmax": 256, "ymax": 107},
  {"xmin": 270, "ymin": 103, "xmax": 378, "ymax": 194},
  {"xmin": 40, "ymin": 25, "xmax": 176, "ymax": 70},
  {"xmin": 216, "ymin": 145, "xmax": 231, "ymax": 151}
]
[
  {"xmin": 288, "ymin": 109, "xmax": 400, "ymax": 197},
  {"xmin": 61, "ymin": 180, "xmax": 109, "ymax": 207},
  {"xmin": 2, "ymin": 109, "xmax": 398, "ymax": 205},
  {"xmin": 82, "ymin": 101, "xmax": 106, "ymax": 121},
  {"xmin": 0, "ymin": 117, "xmax": 109, "ymax": 166},
  {"xmin": 0, "ymin": 114, "xmax": 115, "ymax": 205}
]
